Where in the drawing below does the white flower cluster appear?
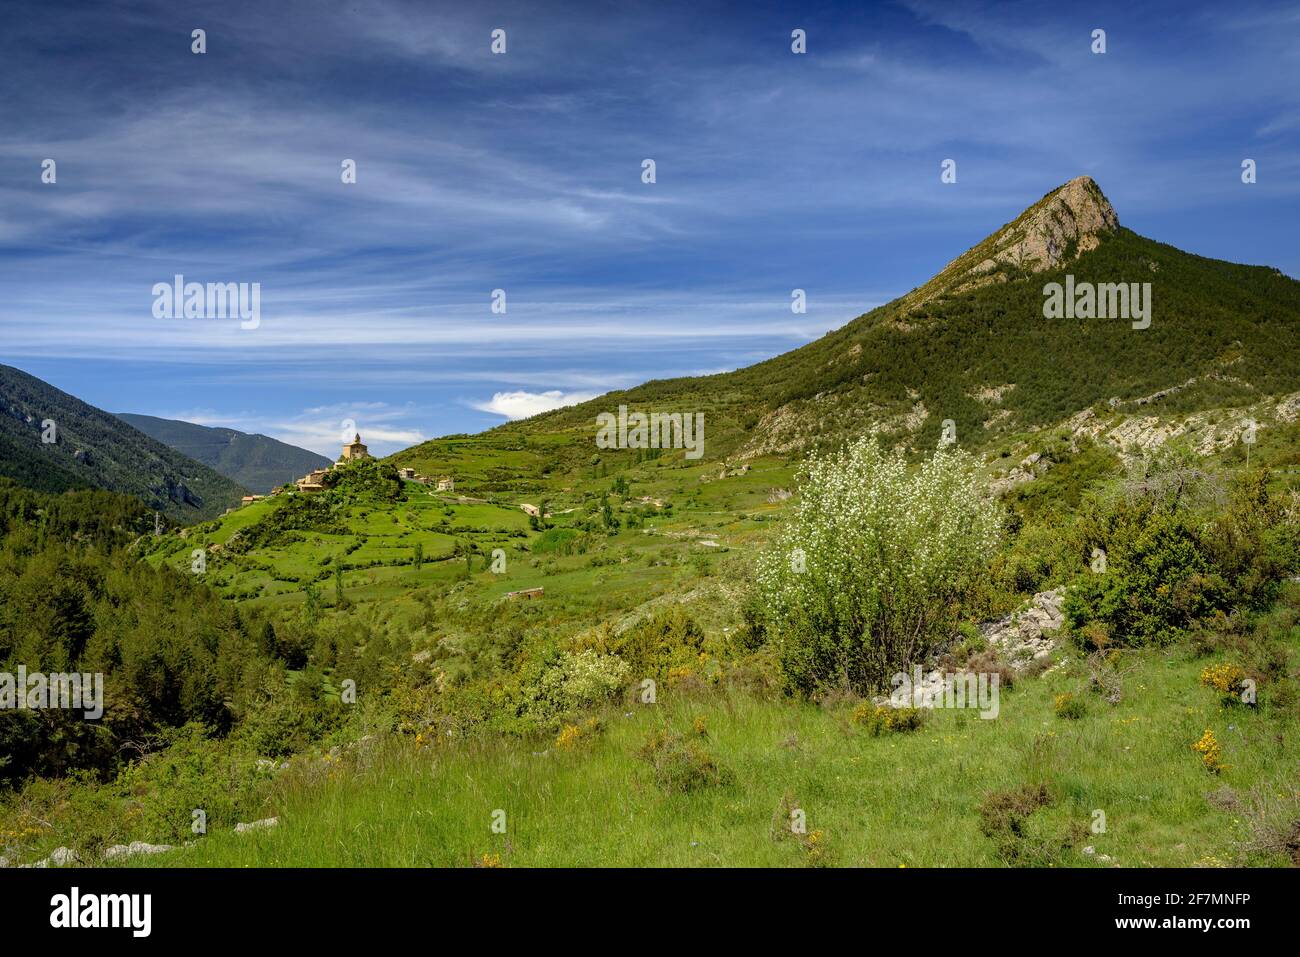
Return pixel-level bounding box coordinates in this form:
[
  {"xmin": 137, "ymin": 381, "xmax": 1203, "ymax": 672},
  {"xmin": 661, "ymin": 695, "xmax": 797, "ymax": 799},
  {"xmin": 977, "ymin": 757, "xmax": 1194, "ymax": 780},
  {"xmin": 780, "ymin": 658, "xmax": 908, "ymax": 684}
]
[
  {"xmin": 756, "ymin": 436, "xmax": 1002, "ymax": 690},
  {"xmin": 538, "ymin": 649, "xmax": 631, "ymax": 713}
]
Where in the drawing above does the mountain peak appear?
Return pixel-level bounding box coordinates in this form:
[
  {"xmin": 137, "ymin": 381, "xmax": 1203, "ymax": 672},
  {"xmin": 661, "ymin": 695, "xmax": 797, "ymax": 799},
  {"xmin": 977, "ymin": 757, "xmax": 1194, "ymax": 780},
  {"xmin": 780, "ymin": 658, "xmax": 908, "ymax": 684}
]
[
  {"xmin": 904, "ymin": 176, "xmax": 1120, "ymax": 310},
  {"xmin": 1025, "ymin": 175, "xmax": 1119, "ymax": 247}
]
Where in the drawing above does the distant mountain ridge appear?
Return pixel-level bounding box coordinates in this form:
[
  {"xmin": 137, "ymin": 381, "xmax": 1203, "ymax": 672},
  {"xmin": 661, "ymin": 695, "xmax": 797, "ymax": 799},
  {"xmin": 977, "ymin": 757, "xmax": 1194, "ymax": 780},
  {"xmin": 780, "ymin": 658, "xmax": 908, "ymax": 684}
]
[
  {"xmin": 117, "ymin": 413, "xmax": 332, "ymax": 495},
  {"xmin": 0, "ymin": 364, "xmax": 247, "ymax": 521}
]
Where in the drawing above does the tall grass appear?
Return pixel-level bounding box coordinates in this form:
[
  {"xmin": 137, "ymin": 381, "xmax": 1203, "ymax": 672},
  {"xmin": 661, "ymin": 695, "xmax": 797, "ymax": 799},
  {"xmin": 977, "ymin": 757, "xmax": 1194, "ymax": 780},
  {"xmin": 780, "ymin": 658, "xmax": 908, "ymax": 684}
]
[{"xmin": 117, "ymin": 642, "xmax": 1298, "ymax": 868}]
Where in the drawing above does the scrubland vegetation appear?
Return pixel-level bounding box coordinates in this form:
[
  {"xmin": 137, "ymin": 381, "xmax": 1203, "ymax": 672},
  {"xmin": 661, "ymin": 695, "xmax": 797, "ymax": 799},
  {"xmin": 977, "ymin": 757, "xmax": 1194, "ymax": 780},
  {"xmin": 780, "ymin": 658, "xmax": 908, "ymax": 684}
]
[{"xmin": 2, "ymin": 420, "xmax": 1298, "ymax": 867}]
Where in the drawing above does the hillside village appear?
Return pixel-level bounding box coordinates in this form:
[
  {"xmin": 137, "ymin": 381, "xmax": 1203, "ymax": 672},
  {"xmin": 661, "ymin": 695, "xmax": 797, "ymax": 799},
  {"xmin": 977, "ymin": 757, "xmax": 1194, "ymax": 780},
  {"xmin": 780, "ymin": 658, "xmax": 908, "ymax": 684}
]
[{"xmin": 236, "ymin": 433, "xmax": 452, "ymax": 506}]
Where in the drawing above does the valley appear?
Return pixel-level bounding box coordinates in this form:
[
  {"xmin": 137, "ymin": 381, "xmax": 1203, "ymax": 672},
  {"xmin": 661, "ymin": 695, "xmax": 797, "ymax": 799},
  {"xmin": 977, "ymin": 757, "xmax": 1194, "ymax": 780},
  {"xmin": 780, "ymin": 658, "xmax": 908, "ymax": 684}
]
[{"xmin": 2, "ymin": 177, "xmax": 1298, "ymax": 870}]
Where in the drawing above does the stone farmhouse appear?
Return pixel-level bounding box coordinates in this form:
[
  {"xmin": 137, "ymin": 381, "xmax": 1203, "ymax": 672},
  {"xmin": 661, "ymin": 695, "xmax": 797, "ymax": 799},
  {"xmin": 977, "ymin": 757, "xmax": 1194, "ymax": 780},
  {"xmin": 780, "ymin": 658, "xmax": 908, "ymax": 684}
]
[{"xmin": 398, "ymin": 466, "xmax": 442, "ymax": 487}]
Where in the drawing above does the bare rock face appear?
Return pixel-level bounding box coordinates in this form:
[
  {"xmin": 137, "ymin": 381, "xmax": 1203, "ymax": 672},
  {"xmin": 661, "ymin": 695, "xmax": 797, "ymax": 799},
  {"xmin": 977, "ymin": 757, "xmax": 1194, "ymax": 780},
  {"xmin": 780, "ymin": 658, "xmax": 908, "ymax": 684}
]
[
  {"xmin": 983, "ymin": 589, "xmax": 1065, "ymax": 664},
  {"xmin": 974, "ymin": 176, "xmax": 1119, "ymax": 275},
  {"xmin": 739, "ymin": 402, "xmax": 812, "ymax": 459},
  {"xmin": 1276, "ymin": 391, "xmax": 1300, "ymax": 422},
  {"xmin": 907, "ymin": 176, "xmax": 1119, "ymax": 309}
]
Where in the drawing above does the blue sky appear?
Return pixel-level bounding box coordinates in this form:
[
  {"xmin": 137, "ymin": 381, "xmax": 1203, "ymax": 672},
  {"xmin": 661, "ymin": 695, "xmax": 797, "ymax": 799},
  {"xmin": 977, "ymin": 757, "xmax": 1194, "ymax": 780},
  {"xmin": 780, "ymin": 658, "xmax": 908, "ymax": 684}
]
[{"xmin": 2, "ymin": 0, "xmax": 1297, "ymax": 456}]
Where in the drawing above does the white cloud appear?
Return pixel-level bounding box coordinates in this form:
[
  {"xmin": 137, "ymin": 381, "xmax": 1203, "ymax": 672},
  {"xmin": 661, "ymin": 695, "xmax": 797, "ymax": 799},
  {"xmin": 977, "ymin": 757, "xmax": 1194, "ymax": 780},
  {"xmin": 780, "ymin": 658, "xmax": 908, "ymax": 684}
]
[{"xmin": 471, "ymin": 389, "xmax": 600, "ymax": 420}]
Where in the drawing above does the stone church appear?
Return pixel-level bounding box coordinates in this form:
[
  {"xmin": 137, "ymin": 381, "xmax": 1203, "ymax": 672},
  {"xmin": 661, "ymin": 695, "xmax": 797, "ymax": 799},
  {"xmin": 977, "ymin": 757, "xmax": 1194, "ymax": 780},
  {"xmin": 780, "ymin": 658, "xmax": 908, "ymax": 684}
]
[
  {"xmin": 294, "ymin": 432, "xmax": 371, "ymax": 492},
  {"xmin": 340, "ymin": 433, "xmax": 369, "ymax": 461}
]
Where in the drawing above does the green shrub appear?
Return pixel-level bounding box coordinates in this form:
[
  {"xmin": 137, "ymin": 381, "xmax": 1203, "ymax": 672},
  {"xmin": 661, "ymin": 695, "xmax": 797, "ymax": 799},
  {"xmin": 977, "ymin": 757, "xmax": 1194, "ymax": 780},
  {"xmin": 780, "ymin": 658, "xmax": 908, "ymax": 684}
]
[
  {"xmin": 1066, "ymin": 500, "xmax": 1226, "ymax": 647},
  {"xmin": 1206, "ymin": 471, "xmax": 1300, "ymax": 608},
  {"xmin": 599, "ymin": 608, "xmax": 706, "ymax": 679},
  {"xmin": 1066, "ymin": 468, "xmax": 1298, "ymax": 648},
  {"xmin": 638, "ymin": 729, "xmax": 732, "ymax": 793},
  {"xmin": 851, "ymin": 703, "xmax": 926, "ymax": 735},
  {"xmin": 755, "ymin": 439, "xmax": 1001, "ymax": 694},
  {"xmin": 232, "ymin": 666, "xmax": 344, "ymax": 758},
  {"xmin": 0, "ymin": 770, "xmax": 137, "ymax": 863},
  {"xmin": 115, "ymin": 724, "xmax": 274, "ymax": 844},
  {"xmin": 993, "ymin": 514, "xmax": 1076, "ymax": 598},
  {"xmin": 519, "ymin": 650, "xmax": 630, "ymax": 725}
]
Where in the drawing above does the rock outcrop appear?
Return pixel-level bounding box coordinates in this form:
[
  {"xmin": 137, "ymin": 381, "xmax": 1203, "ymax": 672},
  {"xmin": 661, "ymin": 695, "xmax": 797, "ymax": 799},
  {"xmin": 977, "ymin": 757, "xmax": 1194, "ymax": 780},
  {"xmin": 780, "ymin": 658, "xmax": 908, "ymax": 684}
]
[
  {"xmin": 877, "ymin": 590, "xmax": 1066, "ymax": 708},
  {"xmin": 26, "ymin": 846, "xmax": 79, "ymax": 868},
  {"xmin": 103, "ymin": 841, "xmax": 174, "ymax": 860},
  {"xmin": 971, "ymin": 176, "xmax": 1118, "ymax": 276},
  {"xmin": 234, "ymin": 816, "xmax": 279, "ymax": 834},
  {"xmin": 981, "ymin": 589, "xmax": 1065, "ymax": 664},
  {"xmin": 904, "ymin": 176, "xmax": 1119, "ymax": 310}
]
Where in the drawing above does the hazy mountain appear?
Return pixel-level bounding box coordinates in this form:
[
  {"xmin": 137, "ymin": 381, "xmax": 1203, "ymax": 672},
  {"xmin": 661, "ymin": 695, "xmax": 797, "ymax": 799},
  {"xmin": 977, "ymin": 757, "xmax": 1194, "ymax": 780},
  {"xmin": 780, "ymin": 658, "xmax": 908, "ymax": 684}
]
[
  {"xmin": 117, "ymin": 413, "xmax": 333, "ymax": 495},
  {"xmin": 0, "ymin": 364, "xmax": 247, "ymax": 521}
]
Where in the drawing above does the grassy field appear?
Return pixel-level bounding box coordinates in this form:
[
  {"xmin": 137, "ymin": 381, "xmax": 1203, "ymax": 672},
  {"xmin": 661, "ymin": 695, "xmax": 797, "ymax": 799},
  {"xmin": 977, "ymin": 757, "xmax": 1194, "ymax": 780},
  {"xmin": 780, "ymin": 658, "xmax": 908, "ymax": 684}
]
[
  {"xmin": 119, "ymin": 638, "xmax": 1297, "ymax": 868},
  {"xmin": 141, "ymin": 448, "xmax": 792, "ymax": 625}
]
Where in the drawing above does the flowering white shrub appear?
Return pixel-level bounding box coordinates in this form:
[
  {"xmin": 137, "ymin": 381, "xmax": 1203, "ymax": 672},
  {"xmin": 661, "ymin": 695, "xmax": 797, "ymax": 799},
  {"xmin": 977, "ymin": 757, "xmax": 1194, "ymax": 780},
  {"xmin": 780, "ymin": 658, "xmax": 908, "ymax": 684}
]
[
  {"xmin": 531, "ymin": 649, "xmax": 631, "ymax": 717},
  {"xmin": 755, "ymin": 437, "xmax": 1001, "ymax": 694}
]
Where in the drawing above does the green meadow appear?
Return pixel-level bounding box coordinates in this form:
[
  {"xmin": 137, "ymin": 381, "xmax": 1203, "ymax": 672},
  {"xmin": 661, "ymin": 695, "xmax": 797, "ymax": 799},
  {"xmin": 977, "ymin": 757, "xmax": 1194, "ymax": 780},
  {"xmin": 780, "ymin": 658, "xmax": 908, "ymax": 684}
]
[{"xmin": 120, "ymin": 637, "xmax": 1297, "ymax": 868}]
